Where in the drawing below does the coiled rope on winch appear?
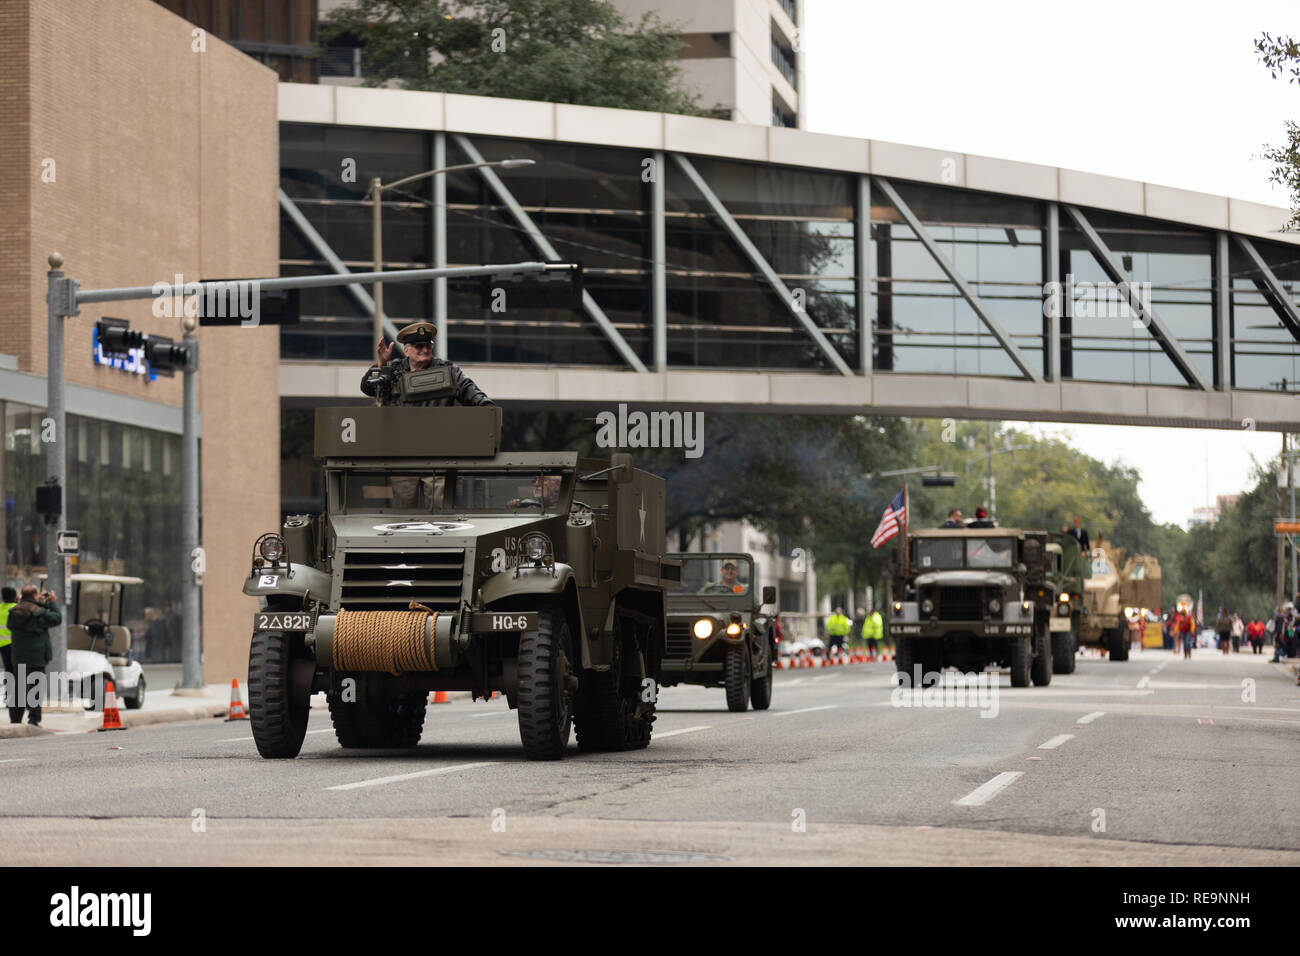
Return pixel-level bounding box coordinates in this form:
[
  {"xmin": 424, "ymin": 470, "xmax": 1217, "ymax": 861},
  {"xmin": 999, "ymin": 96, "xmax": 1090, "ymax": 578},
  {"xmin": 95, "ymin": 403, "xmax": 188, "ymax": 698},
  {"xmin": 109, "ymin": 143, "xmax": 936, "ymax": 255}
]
[{"xmin": 333, "ymin": 603, "xmax": 439, "ymax": 675}]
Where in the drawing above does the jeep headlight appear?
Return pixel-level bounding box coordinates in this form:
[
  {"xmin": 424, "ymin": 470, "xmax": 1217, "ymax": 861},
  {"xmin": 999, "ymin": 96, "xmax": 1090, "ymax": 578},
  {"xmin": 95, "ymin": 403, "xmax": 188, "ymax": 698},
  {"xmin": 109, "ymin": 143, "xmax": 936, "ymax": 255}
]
[
  {"xmin": 920, "ymin": 598, "xmax": 934, "ymax": 615},
  {"xmin": 258, "ymin": 534, "xmax": 285, "ymax": 563},
  {"xmin": 988, "ymin": 597, "xmax": 1002, "ymax": 615},
  {"xmin": 694, "ymin": 618, "xmax": 714, "ymax": 639},
  {"xmin": 522, "ymin": 533, "xmax": 550, "ymax": 562}
]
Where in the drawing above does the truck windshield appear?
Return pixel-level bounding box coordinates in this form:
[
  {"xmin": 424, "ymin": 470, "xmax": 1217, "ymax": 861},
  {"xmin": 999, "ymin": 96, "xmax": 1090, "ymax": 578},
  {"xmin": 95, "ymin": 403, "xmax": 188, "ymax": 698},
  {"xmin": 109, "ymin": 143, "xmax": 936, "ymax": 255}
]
[
  {"xmin": 344, "ymin": 472, "xmax": 569, "ymax": 513},
  {"xmin": 675, "ymin": 556, "xmax": 752, "ymax": 596},
  {"xmin": 915, "ymin": 537, "xmax": 1015, "ymax": 569}
]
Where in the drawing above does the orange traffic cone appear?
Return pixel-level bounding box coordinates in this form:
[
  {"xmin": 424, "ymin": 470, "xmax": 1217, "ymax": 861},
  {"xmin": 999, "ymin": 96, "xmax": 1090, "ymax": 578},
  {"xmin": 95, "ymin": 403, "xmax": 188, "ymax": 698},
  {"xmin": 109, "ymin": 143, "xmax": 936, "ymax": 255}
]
[
  {"xmin": 432, "ymin": 690, "xmax": 450, "ymax": 704},
  {"xmin": 98, "ymin": 680, "xmax": 125, "ymax": 732},
  {"xmin": 224, "ymin": 679, "xmax": 249, "ymax": 721}
]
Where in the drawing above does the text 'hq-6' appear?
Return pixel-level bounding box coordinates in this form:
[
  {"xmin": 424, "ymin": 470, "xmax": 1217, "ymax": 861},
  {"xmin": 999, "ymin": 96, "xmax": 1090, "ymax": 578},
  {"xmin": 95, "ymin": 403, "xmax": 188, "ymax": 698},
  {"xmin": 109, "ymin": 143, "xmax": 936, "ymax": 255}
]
[{"xmin": 243, "ymin": 405, "xmax": 680, "ymax": 760}]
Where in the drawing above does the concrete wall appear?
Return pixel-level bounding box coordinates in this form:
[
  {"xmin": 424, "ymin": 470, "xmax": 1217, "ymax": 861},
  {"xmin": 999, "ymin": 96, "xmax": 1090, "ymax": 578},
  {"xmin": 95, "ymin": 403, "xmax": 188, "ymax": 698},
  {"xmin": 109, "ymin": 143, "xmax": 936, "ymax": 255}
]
[{"xmin": 7, "ymin": 0, "xmax": 280, "ymax": 684}]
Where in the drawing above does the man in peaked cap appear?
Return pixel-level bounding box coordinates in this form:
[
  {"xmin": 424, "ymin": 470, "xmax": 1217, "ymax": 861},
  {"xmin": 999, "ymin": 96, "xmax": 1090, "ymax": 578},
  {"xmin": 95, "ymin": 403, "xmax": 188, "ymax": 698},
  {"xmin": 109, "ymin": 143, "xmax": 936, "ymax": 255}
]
[{"xmin": 360, "ymin": 322, "xmax": 494, "ymax": 406}]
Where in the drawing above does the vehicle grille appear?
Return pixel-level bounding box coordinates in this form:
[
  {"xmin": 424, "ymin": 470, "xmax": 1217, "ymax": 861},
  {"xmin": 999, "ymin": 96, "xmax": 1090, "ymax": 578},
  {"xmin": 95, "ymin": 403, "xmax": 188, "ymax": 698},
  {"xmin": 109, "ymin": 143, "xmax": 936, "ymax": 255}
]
[
  {"xmin": 938, "ymin": 587, "xmax": 984, "ymax": 621},
  {"xmin": 665, "ymin": 621, "xmax": 695, "ymax": 659},
  {"xmin": 340, "ymin": 549, "xmax": 465, "ymax": 613}
]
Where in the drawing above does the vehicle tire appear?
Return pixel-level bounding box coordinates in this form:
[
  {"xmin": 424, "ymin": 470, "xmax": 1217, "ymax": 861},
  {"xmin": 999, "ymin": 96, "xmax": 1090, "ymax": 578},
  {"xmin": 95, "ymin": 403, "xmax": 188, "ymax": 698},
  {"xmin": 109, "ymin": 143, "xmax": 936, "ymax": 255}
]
[
  {"xmin": 1108, "ymin": 625, "xmax": 1130, "ymax": 662},
  {"xmin": 750, "ymin": 640, "xmax": 773, "ymax": 710},
  {"xmin": 894, "ymin": 636, "xmax": 915, "ymax": 684},
  {"xmin": 1051, "ymin": 632, "xmax": 1076, "ymax": 674},
  {"xmin": 1031, "ymin": 622, "xmax": 1052, "ymax": 686},
  {"xmin": 327, "ymin": 676, "xmax": 426, "ymax": 750},
  {"xmin": 574, "ymin": 618, "xmax": 654, "ymax": 752},
  {"xmin": 516, "ymin": 605, "xmax": 575, "ymax": 760},
  {"xmin": 249, "ymin": 630, "xmax": 311, "ymax": 759},
  {"xmin": 1009, "ymin": 637, "xmax": 1031, "ymax": 688},
  {"xmin": 724, "ymin": 643, "xmax": 751, "ymax": 712},
  {"xmin": 125, "ymin": 676, "xmax": 146, "ymax": 710}
]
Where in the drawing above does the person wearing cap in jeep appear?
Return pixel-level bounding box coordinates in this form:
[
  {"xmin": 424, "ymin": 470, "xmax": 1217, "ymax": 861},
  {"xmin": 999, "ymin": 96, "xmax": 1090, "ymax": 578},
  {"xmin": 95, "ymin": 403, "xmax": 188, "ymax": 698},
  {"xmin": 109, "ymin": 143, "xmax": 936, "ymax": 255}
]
[{"xmin": 361, "ymin": 322, "xmax": 494, "ymax": 406}]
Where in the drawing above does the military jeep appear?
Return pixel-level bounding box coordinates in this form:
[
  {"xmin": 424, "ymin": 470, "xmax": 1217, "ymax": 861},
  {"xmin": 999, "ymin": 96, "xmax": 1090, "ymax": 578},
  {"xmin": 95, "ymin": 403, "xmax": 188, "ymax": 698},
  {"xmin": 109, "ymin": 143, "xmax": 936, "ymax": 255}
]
[
  {"xmin": 661, "ymin": 553, "xmax": 777, "ymax": 711},
  {"xmin": 243, "ymin": 405, "xmax": 680, "ymax": 761},
  {"xmin": 889, "ymin": 527, "xmax": 1055, "ymax": 687}
]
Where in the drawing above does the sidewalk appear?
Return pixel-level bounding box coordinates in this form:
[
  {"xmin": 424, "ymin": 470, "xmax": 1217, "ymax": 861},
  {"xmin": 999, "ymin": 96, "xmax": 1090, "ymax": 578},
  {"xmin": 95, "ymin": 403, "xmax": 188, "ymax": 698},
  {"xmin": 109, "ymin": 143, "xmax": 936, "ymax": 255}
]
[{"xmin": 0, "ymin": 681, "xmax": 232, "ymax": 737}]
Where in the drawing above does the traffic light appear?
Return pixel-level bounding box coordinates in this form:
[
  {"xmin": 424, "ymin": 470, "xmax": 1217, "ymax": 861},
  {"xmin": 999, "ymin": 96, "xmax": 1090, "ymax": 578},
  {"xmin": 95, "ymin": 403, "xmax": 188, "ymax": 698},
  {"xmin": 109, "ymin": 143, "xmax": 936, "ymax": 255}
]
[
  {"xmin": 95, "ymin": 317, "xmax": 144, "ymax": 358},
  {"xmin": 144, "ymin": 335, "xmax": 192, "ymax": 377},
  {"xmin": 921, "ymin": 473, "xmax": 957, "ymax": 487}
]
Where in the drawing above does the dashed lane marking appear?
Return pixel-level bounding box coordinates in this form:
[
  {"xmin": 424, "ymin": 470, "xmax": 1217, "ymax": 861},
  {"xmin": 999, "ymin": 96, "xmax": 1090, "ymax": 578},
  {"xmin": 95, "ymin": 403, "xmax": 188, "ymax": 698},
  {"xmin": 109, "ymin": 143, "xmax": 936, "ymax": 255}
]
[
  {"xmin": 954, "ymin": 771, "xmax": 1023, "ymax": 807},
  {"xmin": 1077, "ymin": 712, "xmax": 1105, "ymax": 724},
  {"xmin": 770, "ymin": 705, "xmax": 839, "ymax": 717},
  {"xmin": 217, "ymin": 728, "xmax": 334, "ymax": 744},
  {"xmin": 326, "ymin": 761, "xmax": 499, "ymax": 792},
  {"xmin": 1038, "ymin": 734, "xmax": 1075, "ymax": 750},
  {"xmin": 1136, "ymin": 676, "xmax": 1151, "ymax": 689},
  {"xmin": 470, "ymin": 711, "xmax": 514, "ymax": 719}
]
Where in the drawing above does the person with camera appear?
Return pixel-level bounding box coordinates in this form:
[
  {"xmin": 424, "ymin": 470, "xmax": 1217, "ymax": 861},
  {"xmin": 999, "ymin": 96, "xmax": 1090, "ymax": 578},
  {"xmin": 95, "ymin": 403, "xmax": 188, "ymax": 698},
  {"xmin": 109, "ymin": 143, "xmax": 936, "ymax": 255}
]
[
  {"xmin": 360, "ymin": 323, "xmax": 494, "ymax": 407},
  {"xmin": 6, "ymin": 585, "xmax": 61, "ymax": 727}
]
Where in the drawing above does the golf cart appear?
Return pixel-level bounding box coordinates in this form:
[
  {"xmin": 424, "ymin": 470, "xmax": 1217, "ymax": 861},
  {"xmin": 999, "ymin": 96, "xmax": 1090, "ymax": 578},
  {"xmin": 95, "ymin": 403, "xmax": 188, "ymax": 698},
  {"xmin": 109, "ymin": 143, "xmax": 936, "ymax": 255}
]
[{"xmin": 40, "ymin": 573, "xmax": 147, "ymax": 710}]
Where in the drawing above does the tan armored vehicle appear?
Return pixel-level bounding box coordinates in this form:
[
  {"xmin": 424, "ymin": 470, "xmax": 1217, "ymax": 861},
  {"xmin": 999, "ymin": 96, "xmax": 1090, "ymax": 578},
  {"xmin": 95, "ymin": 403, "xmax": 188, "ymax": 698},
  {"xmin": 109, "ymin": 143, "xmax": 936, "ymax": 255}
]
[
  {"xmin": 1077, "ymin": 540, "xmax": 1161, "ymax": 662},
  {"xmin": 243, "ymin": 405, "xmax": 680, "ymax": 761}
]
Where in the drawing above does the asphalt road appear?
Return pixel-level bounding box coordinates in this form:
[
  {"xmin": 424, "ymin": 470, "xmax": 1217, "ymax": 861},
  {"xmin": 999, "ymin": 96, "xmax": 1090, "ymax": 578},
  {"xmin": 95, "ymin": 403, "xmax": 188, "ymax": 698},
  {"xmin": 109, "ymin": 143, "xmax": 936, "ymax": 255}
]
[{"xmin": 1, "ymin": 648, "xmax": 1296, "ymax": 865}]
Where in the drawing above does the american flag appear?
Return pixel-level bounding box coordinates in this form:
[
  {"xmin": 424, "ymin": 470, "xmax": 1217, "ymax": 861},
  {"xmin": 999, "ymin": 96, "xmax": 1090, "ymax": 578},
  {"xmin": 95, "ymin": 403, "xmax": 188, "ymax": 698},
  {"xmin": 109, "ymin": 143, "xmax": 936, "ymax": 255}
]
[
  {"xmin": 1195, "ymin": 589, "xmax": 1203, "ymax": 627},
  {"xmin": 871, "ymin": 489, "xmax": 906, "ymax": 548}
]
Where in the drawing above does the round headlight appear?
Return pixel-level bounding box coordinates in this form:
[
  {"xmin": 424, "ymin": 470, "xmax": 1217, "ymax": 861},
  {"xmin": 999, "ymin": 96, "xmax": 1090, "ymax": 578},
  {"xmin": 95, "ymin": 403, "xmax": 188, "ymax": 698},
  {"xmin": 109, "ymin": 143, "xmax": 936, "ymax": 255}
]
[
  {"xmin": 988, "ymin": 597, "xmax": 1002, "ymax": 615},
  {"xmin": 892, "ymin": 601, "xmax": 903, "ymax": 614},
  {"xmin": 920, "ymin": 598, "xmax": 934, "ymax": 615},
  {"xmin": 693, "ymin": 618, "xmax": 714, "ymax": 639},
  {"xmin": 522, "ymin": 533, "xmax": 549, "ymax": 561},
  {"xmin": 259, "ymin": 535, "xmax": 285, "ymax": 563},
  {"xmin": 1057, "ymin": 602, "xmax": 1070, "ymax": 616}
]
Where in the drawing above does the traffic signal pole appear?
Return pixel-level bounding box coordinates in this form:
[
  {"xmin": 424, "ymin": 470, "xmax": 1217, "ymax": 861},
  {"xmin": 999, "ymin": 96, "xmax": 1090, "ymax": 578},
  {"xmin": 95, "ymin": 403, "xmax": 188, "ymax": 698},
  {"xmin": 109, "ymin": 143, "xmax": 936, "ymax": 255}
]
[
  {"xmin": 45, "ymin": 254, "xmax": 70, "ymax": 675},
  {"xmin": 180, "ymin": 324, "xmax": 201, "ymax": 689}
]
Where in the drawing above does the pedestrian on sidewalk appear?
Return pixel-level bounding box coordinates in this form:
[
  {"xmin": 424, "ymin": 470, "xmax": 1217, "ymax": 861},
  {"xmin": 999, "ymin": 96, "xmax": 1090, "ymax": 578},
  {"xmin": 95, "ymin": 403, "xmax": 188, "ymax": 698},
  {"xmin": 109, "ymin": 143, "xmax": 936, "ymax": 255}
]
[
  {"xmin": 1231, "ymin": 613, "xmax": 1244, "ymax": 653},
  {"xmin": 6, "ymin": 585, "xmax": 61, "ymax": 727},
  {"xmin": 1247, "ymin": 617, "xmax": 1265, "ymax": 654},
  {"xmin": 0, "ymin": 587, "xmax": 15, "ymax": 717},
  {"xmin": 861, "ymin": 606, "xmax": 883, "ymax": 661}
]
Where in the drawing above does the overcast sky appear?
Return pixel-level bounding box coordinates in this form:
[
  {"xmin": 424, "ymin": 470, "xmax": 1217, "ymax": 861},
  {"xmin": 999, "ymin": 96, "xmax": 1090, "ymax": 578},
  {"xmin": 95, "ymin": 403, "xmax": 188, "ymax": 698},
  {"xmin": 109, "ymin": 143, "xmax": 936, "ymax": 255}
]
[{"xmin": 803, "ymin": 0, "xmax": 1300, "ymax": 525}]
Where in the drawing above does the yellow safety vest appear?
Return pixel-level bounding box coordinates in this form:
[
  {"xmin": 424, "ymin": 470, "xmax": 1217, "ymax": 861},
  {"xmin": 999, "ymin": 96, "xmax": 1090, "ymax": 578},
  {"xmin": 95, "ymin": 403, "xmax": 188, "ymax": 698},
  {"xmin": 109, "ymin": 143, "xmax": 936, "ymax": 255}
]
[{"xmin": 0, "ymin": 602, "xmax": 14, "ymax": 647}]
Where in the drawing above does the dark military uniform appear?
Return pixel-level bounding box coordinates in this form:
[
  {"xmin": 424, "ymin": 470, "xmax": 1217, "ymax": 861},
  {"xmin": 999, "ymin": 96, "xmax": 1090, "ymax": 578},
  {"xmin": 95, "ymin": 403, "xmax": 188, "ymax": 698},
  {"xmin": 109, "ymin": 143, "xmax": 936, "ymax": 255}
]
[{"xmin": 360, "ymin": 322, "xmax": 494, "ymax": 407}]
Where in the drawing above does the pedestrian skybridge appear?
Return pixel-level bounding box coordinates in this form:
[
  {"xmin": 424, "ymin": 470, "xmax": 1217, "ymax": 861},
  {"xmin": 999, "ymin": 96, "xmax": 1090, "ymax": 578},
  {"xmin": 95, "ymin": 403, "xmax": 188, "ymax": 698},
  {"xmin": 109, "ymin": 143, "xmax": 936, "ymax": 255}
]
[{"xmin": 277, "ymin": 85, "xmax": 1300, "ymax": 430}]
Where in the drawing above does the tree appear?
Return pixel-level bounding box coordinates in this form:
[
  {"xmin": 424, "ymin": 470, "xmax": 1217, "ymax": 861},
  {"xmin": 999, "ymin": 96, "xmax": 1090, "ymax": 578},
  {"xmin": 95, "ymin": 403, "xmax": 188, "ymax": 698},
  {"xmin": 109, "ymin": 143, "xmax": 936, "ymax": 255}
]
[
  {"xmin": 1256, "ymin": 32, "xmax": 1300, "ymax": 229},
  {"xmin": 322, "ymin": 0, "xmax": 708, "ymax": 115}
]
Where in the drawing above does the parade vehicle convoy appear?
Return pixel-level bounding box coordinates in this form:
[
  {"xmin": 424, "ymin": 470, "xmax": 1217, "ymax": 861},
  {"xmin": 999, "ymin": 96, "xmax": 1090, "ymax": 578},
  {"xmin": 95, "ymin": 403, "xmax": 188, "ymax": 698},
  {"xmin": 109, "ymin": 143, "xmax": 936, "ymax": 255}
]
[
  {"xmin": 1076, "ymin": 540, "xmax": 1161, "ymax": 662},
  {"xmin": 243, "ymin": 403, "xmax": 680, "ymax": 760},
  {"xmin": 888, "ymin": 527, "xmax": 1056, "ymax": 687},
  {"xmin": 661, "ymin": 552, "xmax": 776, "ymax": 711}
]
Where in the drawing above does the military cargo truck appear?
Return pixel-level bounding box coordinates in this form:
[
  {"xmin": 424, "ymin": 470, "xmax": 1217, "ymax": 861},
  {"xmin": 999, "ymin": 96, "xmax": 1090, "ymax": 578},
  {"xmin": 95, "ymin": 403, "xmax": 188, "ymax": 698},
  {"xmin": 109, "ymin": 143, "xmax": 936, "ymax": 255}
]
[
  {"xmin": 1077, "ymin": 540, "xmax": 1161, "ymax": 662},
  {"xmin": 1045, "ymin": 535, "xmax": 1090, "ymax": 674},
  {"xmin": 889, "ymin": 527, "xmax": 1055, "ymax": 687},
  {"xmin": 662, "ymin": 552, "xmax": 777, "ymax": 711},
  {"xmin": 243, "ymin": 405, "xmax": 680, "ymax": 761}
]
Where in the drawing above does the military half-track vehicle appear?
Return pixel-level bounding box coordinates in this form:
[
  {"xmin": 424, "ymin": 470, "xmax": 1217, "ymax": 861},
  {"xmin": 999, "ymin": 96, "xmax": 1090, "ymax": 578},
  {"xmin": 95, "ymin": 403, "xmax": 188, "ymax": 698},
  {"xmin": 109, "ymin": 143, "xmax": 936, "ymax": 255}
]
[
  {"xmin": 1077, "ymin": 540, "xmax": 1161, "ymax": 662},
  {"xmin": 889, "ymin": 527, "xmax": 1056, "ymax": 687},
  {"xmin": 662, "ymin": 553, "xmax": 777, "ymax": 712},
  {"xmin": 243, "ymin": 405, "xmax": 680, "ymax": 761}
]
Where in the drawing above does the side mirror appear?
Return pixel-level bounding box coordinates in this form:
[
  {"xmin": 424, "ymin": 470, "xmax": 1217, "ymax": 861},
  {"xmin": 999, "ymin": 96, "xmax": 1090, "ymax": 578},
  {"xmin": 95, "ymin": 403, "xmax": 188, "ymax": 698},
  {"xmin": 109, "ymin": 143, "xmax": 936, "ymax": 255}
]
[
  {"xmin": 762, "ymin": 586, "xmax": 776, "ymax": 606},
  {"xmin": 610, "ymin": 452, "xmax": 633, "ymax": 484}
]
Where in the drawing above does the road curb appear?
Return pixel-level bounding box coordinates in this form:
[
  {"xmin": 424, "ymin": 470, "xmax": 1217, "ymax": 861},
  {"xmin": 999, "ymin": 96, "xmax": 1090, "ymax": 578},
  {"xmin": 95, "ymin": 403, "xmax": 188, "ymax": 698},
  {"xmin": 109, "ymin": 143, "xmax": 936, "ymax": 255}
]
[{"xmin": 119, "ymin": 704, "xmax": 228, "ymax": 728}]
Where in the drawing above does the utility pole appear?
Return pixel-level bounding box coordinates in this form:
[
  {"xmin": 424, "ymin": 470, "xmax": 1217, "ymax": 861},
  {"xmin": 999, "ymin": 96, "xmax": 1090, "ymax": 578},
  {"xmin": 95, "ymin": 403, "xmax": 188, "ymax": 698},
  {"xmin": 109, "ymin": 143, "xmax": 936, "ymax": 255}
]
[
  {"xmin": 44, "ymin": 253, "xmax": 72, "ymax": 676},
  {"xmin": 1278, "ymin": 433, "xmax": 1287, "ymax": 609},
  {"xmin": 179, "ymin": 316, "xmax": 202, "ymax": 689}
]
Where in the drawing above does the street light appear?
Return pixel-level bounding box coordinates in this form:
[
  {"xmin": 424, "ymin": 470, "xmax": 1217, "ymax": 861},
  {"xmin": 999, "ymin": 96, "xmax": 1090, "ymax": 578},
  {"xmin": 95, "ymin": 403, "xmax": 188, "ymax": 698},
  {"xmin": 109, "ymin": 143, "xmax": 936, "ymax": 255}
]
[{"xmin": 369, "ymin": 158, "xmax": 535, "ymax": 346}]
